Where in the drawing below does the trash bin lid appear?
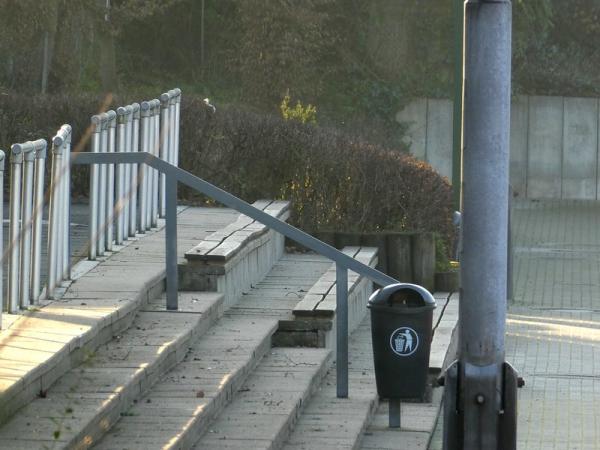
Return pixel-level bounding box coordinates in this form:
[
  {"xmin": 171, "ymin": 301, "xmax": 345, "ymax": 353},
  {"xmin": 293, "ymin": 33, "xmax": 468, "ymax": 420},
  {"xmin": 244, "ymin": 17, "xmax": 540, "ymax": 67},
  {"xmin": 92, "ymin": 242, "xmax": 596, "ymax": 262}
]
[{"xmin": 368, "ymin": 283, "xmax": 436, "ymax": 314}]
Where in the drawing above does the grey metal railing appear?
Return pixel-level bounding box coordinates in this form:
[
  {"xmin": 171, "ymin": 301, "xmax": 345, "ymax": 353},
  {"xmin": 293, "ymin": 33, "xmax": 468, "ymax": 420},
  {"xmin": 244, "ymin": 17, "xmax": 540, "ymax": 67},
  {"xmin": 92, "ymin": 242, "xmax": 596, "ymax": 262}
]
[
  {"xmin": 7, "ymin": 139, "xmax": 48, "ymax": 313},
  {"xmin": 72, "ymin": 150, "xmax": 400, "ymax": 398},
  {"xmin": 88, "ymin": 90, "xmax": 180, "ymax": 261},
  {"xmin": 47, "ymin": 125, "xmax": 73, "ymax": 299}
]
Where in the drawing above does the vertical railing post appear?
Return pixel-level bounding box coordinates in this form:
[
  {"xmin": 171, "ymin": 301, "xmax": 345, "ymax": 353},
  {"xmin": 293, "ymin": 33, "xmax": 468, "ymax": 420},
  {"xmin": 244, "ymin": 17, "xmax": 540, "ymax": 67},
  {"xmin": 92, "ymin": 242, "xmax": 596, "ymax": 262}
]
[
  {"xmin": 62, "ymin": 129, "xmax": 72, "ymax": 281},
  {"xmin": 174, "ymin": 88, "xmax": 181, "ymax": 168},
  {"xmin": 130, "ymin": 103, "xmax": 140, "ymax": 237},
  {"xmin": 115, "ymin": 107, "xmax": 127, "ymax": 245},
  {"xmin": 8, "ymin": 145, "xmax": 23, "ymax": 312},
  {"xmin": 31, "ymin": 141, "xmax": 47, "ymax": 303},
  {"xmin": 165, "ymin": 175, "xmax": 178, "ymax": 310},
  {"xmin": 139, "ymin": 101, "xmax": 150, "ymax": 233},
  {"xmin": 151, "ymin": 99, "xmax": 160, "ymax": 227},
  {"xmin": 159, "ymin": 93, "xmax": 171, "ymax": 218},
  {"xmin": 97, "ymin": 113, "xmax": 108, "ymax": 257},
  {"xmin": 19, "ymin": 142, "xmax": 36, "ymax": 308},
  {"xmin": 123, "ymin": 105, "xmax": 133, "ymax": 240},
  {"xmin": 105, "ymin": 111, "xmax": 116, "ymax": 252},
  {"xmin": 168, "ymin": 90, "xmax": 177, "ymax": 167},
  {"xmin": 336, "ymin": 263, "xmax": 349, "ymax": 398},
  {"xmin": 89, "ymin": 116, "xmax": 101, "ymax": 259},
  {"xmin": 0, "ymin": 150, "xmax": 5, "ymax": 326}
]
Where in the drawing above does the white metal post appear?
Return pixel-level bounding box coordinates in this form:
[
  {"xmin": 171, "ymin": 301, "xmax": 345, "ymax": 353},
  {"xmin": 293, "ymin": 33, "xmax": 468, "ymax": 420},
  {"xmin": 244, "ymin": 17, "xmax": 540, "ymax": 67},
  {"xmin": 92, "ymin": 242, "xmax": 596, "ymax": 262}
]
[
  {"xmin": 8, "ymin": 146, "xmax": 23, "ymax": 312},
  {"xmin": 18, "ymin": 142, "xmax": 37, "ymax": 308},
  {"xmin": 115, "ymin": 107, "xmax": 127, "ymax": 245},
  {"xmin": 130, "ymin": 103, "xmax": 140, "ymax": 236},
  {"xmin": 106, "ymin": 111, "xmax": 116, "ymax": 251},
  {"xmin": 151, "ymin": 100, "xmax": 160, "ymax": 227},
  {"xmin": 0, "ymin": 151, "xmax": 5, "ymax": 325},
  {"xmin": 139, "ymin": 101, "xmax": 151, "ymax": 232},
  {"xmin": 159, "ymin": 93, "xmax": 171, "ymax": 218},
  {"xmin": 89, "ymin": 116, "xmax": 102, "ymax": 259},
  {"xmin": 97, "ymin": 113, "xmax": 108, "ymax": 256},
  {"xmin": 31, "ymin": 142, "xmax": 47, "ymax": 303}
]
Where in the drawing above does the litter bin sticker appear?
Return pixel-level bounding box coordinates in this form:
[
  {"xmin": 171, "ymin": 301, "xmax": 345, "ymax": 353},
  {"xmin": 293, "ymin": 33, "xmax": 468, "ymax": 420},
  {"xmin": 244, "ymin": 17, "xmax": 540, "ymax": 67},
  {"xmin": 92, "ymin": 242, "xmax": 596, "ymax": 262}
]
[{"xmin": 390, "ymin": 327, "xmax": 419, "ymax": 356}]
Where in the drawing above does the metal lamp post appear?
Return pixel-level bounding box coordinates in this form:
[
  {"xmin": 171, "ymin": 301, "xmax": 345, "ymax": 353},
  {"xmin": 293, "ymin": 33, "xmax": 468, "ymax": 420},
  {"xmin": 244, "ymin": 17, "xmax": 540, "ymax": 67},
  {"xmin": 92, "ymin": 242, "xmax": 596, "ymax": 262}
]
[{"xmin": 443, "ymin": 1, "xmax": 520, "ymax": 449}]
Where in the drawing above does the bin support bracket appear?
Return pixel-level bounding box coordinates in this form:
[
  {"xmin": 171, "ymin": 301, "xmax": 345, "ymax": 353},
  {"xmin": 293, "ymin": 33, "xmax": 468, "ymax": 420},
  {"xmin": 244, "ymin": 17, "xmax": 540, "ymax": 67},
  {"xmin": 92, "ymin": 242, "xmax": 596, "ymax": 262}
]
[
  {"xmin": 442, "ymin": 360, "xmax": 519, "ymax": 449},
  {"xmin": 389, "ymin": 398, "xmax": 401, "ymax": 428}
]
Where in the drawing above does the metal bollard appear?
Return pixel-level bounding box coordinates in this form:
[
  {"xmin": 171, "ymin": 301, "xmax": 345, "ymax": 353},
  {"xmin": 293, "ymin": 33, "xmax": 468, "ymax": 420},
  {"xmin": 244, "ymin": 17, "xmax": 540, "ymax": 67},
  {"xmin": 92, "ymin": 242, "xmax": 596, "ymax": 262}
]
[
  {"xmin": 61, "ymin": 127, "xmax": 72, "ymax": 282},
  {"xmin": 18, "ymin": 142, "xmax": 36, "ymax": 308},
  {"xmin": 168, "ymin": 90, "xmax": 177, "ymax": 167},
  {"xmin": 0, "ymin": 151, "xmax": 5, "ymax": 323},
  {"xmin": 123, "ymin": 105, "xmax": 133, "ymax": 240},
  {"xmin": 105, "ymin": 110, "xmax": 117, "ymax": 251},
  {"xmin": 129, "ymin": 103, "xmax": 140, "ymax": 237},
  {"xmin": 159, "ymin": 93, "xmax": 171, "ymax": 218},
  {"xmin": 97, "ymin": 113, "xmax": 109, "ymax": 256},
  {"xmin": 115, "ymin": 107, "xmax": 127, "ymax": 245},
  {"xmin": 89, "ymin": 115, "xmax": 102, "ymax": 260},
  {"xmin": 174, "ymin": 88, "xmax": 181, "ymax": 168},
  {"xmin": 8, "ymin": 144, "xmax": 23, "ymax": 312},
  {"xmin": 151, "ymin": 99, "xmax": 160, "ymax": 227},
  {"xmin": 47, "ymin": 125, "xmax": 72, "ymax": 299},
  {"xmin": 30, "ymin": 142, "xmax": 47, "ymax": 303},
  {"xmin": 139, "ymin": 101, "xmax": 151, "ymax": 233}
]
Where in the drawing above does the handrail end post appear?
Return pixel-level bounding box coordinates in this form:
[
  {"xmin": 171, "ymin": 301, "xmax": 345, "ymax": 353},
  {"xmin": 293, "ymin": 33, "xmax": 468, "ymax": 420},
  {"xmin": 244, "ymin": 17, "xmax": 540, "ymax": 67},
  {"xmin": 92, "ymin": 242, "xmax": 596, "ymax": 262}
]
[
  {"xmin": 336, "ymin": 263, "xmax": 349, "ymax": 398},
  {"xmin": 165, "ymin": 176, "xmax": 178, "ymax": 311}
]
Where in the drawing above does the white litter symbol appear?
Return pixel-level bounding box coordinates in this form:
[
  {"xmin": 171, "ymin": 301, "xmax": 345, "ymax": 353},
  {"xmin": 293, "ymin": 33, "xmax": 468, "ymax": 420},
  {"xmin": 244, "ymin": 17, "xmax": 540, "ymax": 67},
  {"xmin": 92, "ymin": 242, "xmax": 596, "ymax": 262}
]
[{"xmin": 390, "ymin": 327, "xmax": 419, "ymax": 356}]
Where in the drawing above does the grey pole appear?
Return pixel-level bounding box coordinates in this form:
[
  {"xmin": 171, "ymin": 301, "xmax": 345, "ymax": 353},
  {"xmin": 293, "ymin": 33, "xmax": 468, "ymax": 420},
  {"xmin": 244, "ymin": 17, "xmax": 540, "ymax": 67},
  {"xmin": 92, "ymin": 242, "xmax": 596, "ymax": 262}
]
[
  {"xmin": 159, "ymin": 93, "xmax": 171, "ymax": 218},
  {"xmin": 123, "ymin": 105, "xmax": 133, "ymax": 240},
  {"xmin": 444, "ymin": 1, "xmax": 518, "ymax": 449},
  {"xmin": 174, "ymin": 88, "xmax": 181, "ymax": 168},
  {"xmin": 106, "ymin": 111, "xmax": 117, "ymax": 251},
  {"xmin": 165, "ymin": 175, "xmax": 178, "ymax": 310},
  {"xmin": 0, "ymin": 151, "xmax": 5, "ymax": 325},
  {"xmin": 31, "ymin": 142, "xmax": 47, "ymax": 303},
  {"xmin": 130, "ymin": 103, "xmax": 140, "ymax": 236},
  {"xmin": 139, "ymin": 102, "xmax": 151, "ymax": 232},
  {"xmin": 19, "ymin": 142, "xmax": 37, "ymax": 308},
  {"xmin": 97, "ymin": 113, "xmax": 109, "ymax": 256},
  {"xmin": 8, "ymin": 146, "xmax": 23, "ymax": 312},
  {"xmin": 89, "ymin": 116, "xmax": 102, "ymax": 259},
  {"xmin": 115, "ymin": 107, "xmax": 127, "ymax": 245},
  {"xmin": 48, "ymin": 129, "xmax": 66, "ymax": 298},
  {"xmin": 335, "ymin": 263, "xmax": 348, "ymax": 398},
  {"xmin": 61, "ymin": 128, "xmax": 72, "ymax": 281},
  {"xmin": 168, "ymin": 90, "xmax": 177, "ymax": 167},
  {"xmin": 151, "ymin": 100, "xmax": 160, "ymax": 227}
]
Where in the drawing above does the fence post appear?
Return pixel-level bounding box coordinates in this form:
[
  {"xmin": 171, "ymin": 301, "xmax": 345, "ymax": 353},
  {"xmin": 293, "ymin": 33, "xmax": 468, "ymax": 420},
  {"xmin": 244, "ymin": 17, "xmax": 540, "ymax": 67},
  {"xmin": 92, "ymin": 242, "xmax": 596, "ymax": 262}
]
[
  {"xmin": 151, "ymin": 99, "xmax": 160, "ymax": 227},
  {"xmin": 62, "ymin": 128, "xmax": 72, "ymax": 281},
  {"xmin": 0, "ymin": 151, "xmax": 5, "ymax": 325},
  {"xmin": 18, "ymin": 142, "xmax": 37, "ymax": 308},
  {"xmin": 165, "ymin": 175, "xmax": 178, "ymax": 310},
  {"xmin": 174, "ymin": 88, "xmax": 181, "ymax": 168},
  {"xmin": 106, "ymin": 111, "xmax": 116, "ymax": 252},
  {"xmin": 130, "ymin": 103, "xmax": 140, "ymax": 237},
  {"xmin": 8, "ymin": 145, "xmax": 23, "ymax": 312},
  {"xmin": 123, "ymin": 105, "xmax": 133, "ymax": 239},
  {"xmin": 168, "ymin": 90, "xmax": 177, "ymax": 167},
  {"xmin": 336, "ymin": 263, "xmax": 349, "ymax": 398},
  {"xmin": 159, "ymin": 93, "xmax": 171, "ymax": 218},
  {"xmin": 31, "ymin": 141, "xmax": 47, "ymax": 303},
  {"xmin": 139, "ymin": 101, "xmax": 151, "ymax": 233},
  {"xmin": 115, "ymin": 107, "xmax": 127, "ymax": 245},
  {"xmin": 89, "ymin": 116, "xmax": 102, "ymax": 259},
  {"xmin": 97, "ymin": 113, "xmax": 108, "ymax": 256}
]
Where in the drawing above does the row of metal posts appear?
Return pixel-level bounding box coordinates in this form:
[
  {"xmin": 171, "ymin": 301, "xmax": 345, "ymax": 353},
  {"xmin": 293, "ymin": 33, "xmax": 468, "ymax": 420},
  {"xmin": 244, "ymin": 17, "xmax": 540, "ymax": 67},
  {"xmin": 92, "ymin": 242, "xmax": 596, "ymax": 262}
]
[
  {"xmin": 89, "ymin": 89, "xmax": 180, "ymax": 260},
  {"xmin": 0, "ymin": 124, "xmax": 74, "ymax": 328}
]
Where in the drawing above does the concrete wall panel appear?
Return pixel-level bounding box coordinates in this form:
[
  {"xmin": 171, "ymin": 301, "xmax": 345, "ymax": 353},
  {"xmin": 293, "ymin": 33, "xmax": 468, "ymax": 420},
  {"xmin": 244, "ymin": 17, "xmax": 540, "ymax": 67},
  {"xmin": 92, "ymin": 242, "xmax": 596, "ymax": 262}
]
[
  {"xmin": 527, "ymin": 96, "xmax": 564, "ymax": 199},
  {"xmin": 425, "ymin": 99, "xmax": 453, "ymax": 181},
  {"xmin": 562, "ymin": 97, "xmax": 598, "ymax": 199},
  {"xmin": 395, "ymin": 98, "xmax": 427, "ymax": 160},
  {"xmin": 510, "ymin": 96, "xmax": 529, "ymax": 198}
]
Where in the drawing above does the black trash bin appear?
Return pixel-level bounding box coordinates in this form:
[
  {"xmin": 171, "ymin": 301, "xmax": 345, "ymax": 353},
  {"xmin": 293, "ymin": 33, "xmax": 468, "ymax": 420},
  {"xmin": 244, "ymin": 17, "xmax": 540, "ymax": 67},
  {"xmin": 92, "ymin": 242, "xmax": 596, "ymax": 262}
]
[{"xmin": 368, "ymin": 283, "xmax": 436, "ymax": 399}]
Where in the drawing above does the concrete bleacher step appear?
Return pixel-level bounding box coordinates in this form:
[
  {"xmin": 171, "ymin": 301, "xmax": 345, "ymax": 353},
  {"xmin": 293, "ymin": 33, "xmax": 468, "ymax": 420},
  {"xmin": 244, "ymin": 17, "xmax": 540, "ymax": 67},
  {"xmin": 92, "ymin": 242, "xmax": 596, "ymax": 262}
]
[
  {"xmin": 191, "ymin": 347, "xmax": 331, "ymax": 450},
  {"xmin": 0, "ymin": 292, "xmax": 224, "ymax": 450},
  {"xmin": 0, "ymin": 206, "xmax": 239, "ymax": 426},
  {"xmin": 93, "ymin": 314, "xmax": 280, "ymax": 450}
]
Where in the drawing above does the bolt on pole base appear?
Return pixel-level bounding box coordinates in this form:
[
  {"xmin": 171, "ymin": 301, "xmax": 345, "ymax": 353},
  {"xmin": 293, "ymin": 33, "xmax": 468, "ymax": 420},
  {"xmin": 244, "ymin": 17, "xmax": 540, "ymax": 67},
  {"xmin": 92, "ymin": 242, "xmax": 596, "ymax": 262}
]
[{"xmin": 442, "ymin": 360, "xmax": 519, "ymax": 450}]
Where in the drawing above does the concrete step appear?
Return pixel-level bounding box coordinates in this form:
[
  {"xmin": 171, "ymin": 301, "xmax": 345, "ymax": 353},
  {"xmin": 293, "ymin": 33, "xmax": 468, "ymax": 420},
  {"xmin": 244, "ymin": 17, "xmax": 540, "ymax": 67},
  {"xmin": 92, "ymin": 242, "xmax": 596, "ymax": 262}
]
[
  {"xmin": 191, "ymin": 347, "xmax": 331, "ymax": 450},
  {"xmin": 0, "ymin": 206, "xmax": 238, "ymax": 426},
  {"xmin": 93, "ymin": 314, "xmax": 280, "ymax": 450},
  {"xmin": 0, "ymin": 292, "xmax": 224, "ymax": 450}
]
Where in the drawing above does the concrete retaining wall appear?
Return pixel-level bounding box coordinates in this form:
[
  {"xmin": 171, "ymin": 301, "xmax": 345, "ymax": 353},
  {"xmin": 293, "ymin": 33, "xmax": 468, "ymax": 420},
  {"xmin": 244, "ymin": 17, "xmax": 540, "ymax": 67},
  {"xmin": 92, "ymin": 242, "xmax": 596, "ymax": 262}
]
[{"xmin": 397, "ymin": 95, "xmax": 600, "ymax": 200}]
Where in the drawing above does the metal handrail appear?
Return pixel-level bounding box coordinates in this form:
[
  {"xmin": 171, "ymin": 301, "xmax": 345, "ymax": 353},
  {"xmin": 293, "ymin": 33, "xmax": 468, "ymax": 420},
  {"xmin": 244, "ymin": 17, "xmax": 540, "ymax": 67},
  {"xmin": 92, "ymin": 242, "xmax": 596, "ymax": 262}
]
[{"xmin": 73, "ymin": 150, "xmax": 400, "ymax": 398}]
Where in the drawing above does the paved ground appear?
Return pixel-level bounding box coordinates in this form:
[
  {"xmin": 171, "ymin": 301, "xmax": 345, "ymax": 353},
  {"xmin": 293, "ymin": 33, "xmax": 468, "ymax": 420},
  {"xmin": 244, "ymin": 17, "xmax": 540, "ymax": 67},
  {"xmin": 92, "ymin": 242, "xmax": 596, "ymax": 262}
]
[{"xmin": 431, "ymin": 200, "xmax": 600, "ymax": 449}]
